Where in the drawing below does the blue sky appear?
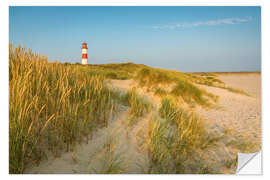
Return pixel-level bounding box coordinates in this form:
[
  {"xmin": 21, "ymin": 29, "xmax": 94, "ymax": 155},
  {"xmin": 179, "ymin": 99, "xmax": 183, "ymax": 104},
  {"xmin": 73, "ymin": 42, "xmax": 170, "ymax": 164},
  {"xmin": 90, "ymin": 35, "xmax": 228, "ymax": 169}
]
[{"xmin": 9, "ymin": 6, "xmax": 261, "ymax": 72}]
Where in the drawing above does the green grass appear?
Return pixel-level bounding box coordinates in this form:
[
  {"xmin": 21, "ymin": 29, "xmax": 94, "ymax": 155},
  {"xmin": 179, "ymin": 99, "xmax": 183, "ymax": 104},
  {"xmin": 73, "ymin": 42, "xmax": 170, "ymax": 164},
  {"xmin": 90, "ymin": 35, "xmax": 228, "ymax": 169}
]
[
  {"xmin": 154, "ymin": 87, "xmax": 167, "ymax": 97},
  {"xmin": 158, "ymin": 97, "xmax": 178, "ymax": 119},
  {"xmin": 78, "ymin": 62, "xmax": 146, "ymax": 80},
  {"xmin": 170, "ymin": 79, "xmax": 218, "ymax": 107},
  {"xmin": 136, "ymin": 67, "xmax": 178, "ymax": 89},
  {"xmin": 146, "ymin": 97, "xmax": 219, "ymax": 174},
  {"xmin": 136, "ymin": 67, "xmax": 218, "ymax": 107},
  {"xmin": 119, "ymin": 88, "xmax": 150, "ymax": 118},
  {"xmin": 185, "ymin": 72, "xmax": 224, "ymax": 86}
]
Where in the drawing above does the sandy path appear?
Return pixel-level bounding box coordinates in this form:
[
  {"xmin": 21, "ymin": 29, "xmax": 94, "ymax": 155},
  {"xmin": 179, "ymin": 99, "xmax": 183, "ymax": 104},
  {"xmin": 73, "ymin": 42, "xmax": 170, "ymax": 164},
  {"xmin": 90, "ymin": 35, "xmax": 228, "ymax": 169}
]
[{"xmin": 25, "ymin": 106, "xmax": 150, "ymax": 174}]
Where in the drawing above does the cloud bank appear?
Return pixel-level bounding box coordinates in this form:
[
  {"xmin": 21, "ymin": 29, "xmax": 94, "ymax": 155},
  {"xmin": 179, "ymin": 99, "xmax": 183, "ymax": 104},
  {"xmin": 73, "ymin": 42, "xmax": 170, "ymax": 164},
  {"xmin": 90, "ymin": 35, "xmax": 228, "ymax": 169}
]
[{"xmin": 152, "ymin": 17, "xmax": 251, "ymax": 30}]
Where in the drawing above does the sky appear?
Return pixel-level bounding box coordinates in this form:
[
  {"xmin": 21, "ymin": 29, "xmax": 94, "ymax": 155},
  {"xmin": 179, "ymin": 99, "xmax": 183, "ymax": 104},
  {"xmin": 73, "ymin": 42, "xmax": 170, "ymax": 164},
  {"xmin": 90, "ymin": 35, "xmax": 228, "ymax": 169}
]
[{"xmin": 9, "ymin": 6, "xmax": 261, "ymax": 72}]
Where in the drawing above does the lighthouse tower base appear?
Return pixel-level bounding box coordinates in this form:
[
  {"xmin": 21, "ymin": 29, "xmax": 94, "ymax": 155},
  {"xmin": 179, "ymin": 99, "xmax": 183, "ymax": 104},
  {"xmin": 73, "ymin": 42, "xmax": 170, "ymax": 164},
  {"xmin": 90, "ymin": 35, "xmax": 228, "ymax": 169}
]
[{"xmin": 82, "ymin": 58, "xmax": 87, "ymax": 65}]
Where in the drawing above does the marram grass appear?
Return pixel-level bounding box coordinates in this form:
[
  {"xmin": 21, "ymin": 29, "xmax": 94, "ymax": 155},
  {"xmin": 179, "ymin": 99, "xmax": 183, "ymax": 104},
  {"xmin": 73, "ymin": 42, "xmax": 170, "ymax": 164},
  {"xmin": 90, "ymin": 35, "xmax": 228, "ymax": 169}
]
[
  {"xmin": 120, "ymin": 88, "xmax": 150, "ymax": 118},
  {"xmin": 136, "ymin": 67, "xmax": 218, "ymax": 107},
  {"xmin": 9, "ymin": 45, "xmax": 118, "ymax": 173},
  {"xmin": 146, "ymin": 97, "xmax": 219, "ymax": 173}
]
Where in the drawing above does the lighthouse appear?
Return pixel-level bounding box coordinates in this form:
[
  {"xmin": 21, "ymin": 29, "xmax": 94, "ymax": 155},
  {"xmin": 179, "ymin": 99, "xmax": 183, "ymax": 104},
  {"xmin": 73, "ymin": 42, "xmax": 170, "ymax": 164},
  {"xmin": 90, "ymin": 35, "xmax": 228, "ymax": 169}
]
[{"xmin": 81, "ymin": 42, "xmax": 88, "ymax": 64}]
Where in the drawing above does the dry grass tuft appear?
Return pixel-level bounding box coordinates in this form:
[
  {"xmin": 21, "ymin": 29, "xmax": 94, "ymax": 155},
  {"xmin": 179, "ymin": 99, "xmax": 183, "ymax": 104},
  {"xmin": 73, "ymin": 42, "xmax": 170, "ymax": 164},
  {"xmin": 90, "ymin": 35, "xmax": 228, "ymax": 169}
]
[{"xmin": 119, "ymin": 88, "xmax": 150, "ymax": 118}]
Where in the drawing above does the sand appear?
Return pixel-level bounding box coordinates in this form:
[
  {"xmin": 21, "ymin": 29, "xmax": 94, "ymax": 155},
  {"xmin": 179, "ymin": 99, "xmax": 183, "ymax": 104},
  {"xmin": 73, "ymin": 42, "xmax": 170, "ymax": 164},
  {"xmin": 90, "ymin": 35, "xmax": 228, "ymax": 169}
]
[
  {"xmin": 25, "ymin": 107, "xmax": 150, "ymax": 174},
  {"xmin": 195, "ymin": 73, "xmax": 261, "ymax": 173},
  {"xmin": 25, "ymin": 73, "xmax": 261, "ymax": 174},
  {"xmin": 197, "ymin": 73, "xmax": 261, "ymax": 149}
]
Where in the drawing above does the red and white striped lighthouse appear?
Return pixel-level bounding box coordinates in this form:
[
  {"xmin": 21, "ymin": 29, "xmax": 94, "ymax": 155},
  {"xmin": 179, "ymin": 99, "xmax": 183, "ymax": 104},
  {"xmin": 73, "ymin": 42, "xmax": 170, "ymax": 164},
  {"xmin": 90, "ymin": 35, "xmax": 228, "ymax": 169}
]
[{"xmin": 81, "ymin": 42, "xmax": 88, "ymax": 65}]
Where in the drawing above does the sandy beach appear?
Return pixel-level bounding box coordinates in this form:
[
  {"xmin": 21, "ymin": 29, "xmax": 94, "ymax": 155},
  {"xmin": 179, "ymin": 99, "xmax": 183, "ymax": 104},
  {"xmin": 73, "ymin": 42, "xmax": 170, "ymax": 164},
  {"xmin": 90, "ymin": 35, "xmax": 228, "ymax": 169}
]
[
  {"xmin": 197, "ymin": 73, "xmax": 261, "ymax": 150},
  {"xmin": 25, "ymin": 73, "xmax": 261, "ymax": 174},
  {"xmin": 195, "ymin": 73, "xmax": 261, "ymax": 173}
]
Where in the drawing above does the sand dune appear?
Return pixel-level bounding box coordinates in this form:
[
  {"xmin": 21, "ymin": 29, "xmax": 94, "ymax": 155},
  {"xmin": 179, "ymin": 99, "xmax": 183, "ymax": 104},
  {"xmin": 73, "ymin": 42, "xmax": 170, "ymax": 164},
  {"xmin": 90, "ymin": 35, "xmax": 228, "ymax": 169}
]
[
  {"xmin": 25, "ymin": 107, "xmax": 150, "ymax": 174},
  {"xmin": 25, "ymin": 73, "xmax": 261, "ymax": 174}
]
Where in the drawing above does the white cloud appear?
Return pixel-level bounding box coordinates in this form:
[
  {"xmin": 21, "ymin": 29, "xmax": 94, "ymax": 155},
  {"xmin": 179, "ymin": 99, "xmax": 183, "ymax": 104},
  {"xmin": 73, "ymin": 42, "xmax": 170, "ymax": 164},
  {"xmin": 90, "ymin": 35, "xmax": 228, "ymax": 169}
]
[{"xmin": 152, "ymin": 17, "xmax": 251, "ymax": 30}]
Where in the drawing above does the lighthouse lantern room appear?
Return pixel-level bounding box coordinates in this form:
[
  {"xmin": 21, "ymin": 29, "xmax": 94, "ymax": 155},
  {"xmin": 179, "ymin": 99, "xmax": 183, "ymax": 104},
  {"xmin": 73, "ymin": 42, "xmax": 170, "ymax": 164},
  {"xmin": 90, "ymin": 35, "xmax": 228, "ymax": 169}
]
[{"xmin": 81, "ymin": 42, "xmax": 88, "ymax": 65}]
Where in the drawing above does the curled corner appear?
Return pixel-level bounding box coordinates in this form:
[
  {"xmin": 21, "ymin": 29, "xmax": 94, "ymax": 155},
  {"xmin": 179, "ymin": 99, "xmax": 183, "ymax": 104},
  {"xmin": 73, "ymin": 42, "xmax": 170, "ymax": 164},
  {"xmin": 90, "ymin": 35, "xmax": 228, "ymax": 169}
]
[{"xmin": 236, "ymin": 151, "xmax": 262, "ymax": 174}]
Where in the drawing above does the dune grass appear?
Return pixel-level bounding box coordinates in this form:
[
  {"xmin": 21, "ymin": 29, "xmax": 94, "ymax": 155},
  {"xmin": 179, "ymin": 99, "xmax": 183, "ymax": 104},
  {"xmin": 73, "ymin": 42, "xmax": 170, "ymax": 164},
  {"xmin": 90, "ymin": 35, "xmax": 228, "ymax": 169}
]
[
  {"xmin": 186, "ymin": 72, "xmax": 224, "ymax": 85},
  {"xmin": 136, "ymin": 68, "xmax": 177, "ymax": 89},
  {"xmin": 146, "ymin": 97, "xmax": 218, "ymax": 173},
  {"xmin": 119, "ymin": 88, "xmax": 150, "ymax": 118},
  {"xmin": 62, "ymin": 60, "xmax": 249, "ymax": 98},
  {"xmin": 9, "ymin": 44, "xmax": 153, "ymax": 173},
  {"xmin": 89, "ymin": 133, "xmax": 126, "ymax": 174},
  {"xmin": 136, "ymin": 67, "xmax": 218, "ymax": 107},
  {"xmin": 190, "ymin": 72, "xmax": 250, "ymax": 96},
  {"xmin": 221, "ymin": 86, "xmax": 250, "ymax": 96},
  {"xmin": 154, "ymin": 87, "xmax": 168, "ymax": 97},
  {"xmin": 77, "ymin": 62, "xmax": 146, "ymax": 80},
  {"xmin": 170, "ymin": 79, "xmax": 218, "ymax": 107},
  {"xmin": 64, "ymin": 60, "xmax": 248, "ymax": 97},
  {"xmin": 9, "ymin": 45, "xmax": 120, "ymax": 173}
]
